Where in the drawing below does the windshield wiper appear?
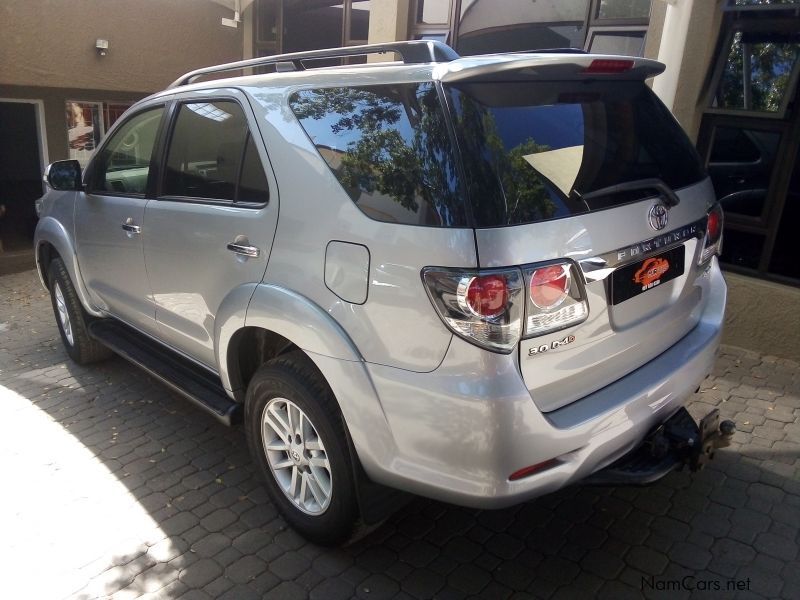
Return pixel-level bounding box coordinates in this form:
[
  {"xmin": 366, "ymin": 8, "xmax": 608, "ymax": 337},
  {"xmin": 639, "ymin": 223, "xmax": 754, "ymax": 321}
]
[{"xmin": 576, "ymin": 178, "xmax": 680, "ymax": 208}]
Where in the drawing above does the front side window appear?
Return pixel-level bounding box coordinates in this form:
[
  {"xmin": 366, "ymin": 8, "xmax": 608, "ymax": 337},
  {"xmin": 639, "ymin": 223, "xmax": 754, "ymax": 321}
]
[
  {"xmin": 89, "ymin": 106, "xmax": 164, "ymax": 195},
  {"xmin": 162, "ymin": 100, "xmax": 269, "ymax": 204},
  {"xmin": 289, "ymin": 83, "xmax": 466, "ymax": 227}
]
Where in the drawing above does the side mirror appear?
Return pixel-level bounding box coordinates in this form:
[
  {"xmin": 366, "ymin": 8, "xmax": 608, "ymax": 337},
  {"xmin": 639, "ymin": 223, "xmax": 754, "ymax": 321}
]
[{"xmin": 45, "ymin": 160, "xmax": 83, "ymax": 191}]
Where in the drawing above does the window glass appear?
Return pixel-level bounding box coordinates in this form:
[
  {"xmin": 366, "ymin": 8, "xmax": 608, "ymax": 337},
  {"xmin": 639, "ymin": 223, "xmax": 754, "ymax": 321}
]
[
  {"xmin": 715, "ymin": 31, "xmax": 800, "ymax": 113},
  {"xmin": 416, "ymin": 0, "xmax": 452, "ymax": 25},
  {"xmin": 728, "ymin": 0, "xmax": 800, "ymax": 6},
  {"xmin": 289, "ymin": 83, "xmax": 466, "ymax": 227},
  {"xmin": 90, "ymin": 107, "xmax": 163, "ymax": 195},
  {"xmin": 720, "ymin": 229, "xmax": 763, "ymax": 270},
  {"xmin": 256, "ymin": 0, "xmax": 278, "ymax": 43},
  {"xmin": 163, "ymin": 101, "xmax": 249, "ymax": 201},
  {"xmin": 597, "ymin": 0, "xmax": 651, "ymax": 19},
  {"xmin": 66, "ymin": 101, "xmax": 103, "ymax": 168},
  {"xmin": 283, "ymin": 2, "xmax": 344, "ymax": 53},
  {"xmin": 588, "ymin": 31, "xmax": 646, "ymax": 56},
  {"xmin": 457, "ymin": 0, "xmax": 590, "ymax": 55},
  {"xmin": 707, "ymin": 127, "xmax": 780, "ymax": 217},
  {"xmin": 447, "ymin": 81, "xmax": 705, "ymax": 227},
  {"xmin": 238, "ymin": 134, "xmax": 270, "ymax": 204},
  {"xmin": 350, "ymin": 0, "xmax": 372, "ymax": 42}
]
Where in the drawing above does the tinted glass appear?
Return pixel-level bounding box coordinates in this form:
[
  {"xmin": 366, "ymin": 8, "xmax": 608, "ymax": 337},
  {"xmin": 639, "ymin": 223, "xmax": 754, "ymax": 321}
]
[
  {"xmin": 290, "ymin": 83, "xmax": 466, "ymax": 227},
  {"xmin": 238, "ymin": 134, "xmax": 270, "ymax": 204},
  {"xmin": 589, "ymin": 31, "xmax": 646, "ymax": 56},
  {"xmin": 91, "ymin": 107, "xmax": 163, "ymax": 195},
  {"xmin": 457, "ymin": 0, "xmax": 589, "ymax": 55},
  {"xmin": 283, "ymin": 2, "xmax": 344, "ymax": 53},
  {"xmin": 163, "ymin": 101, "xmax": 249, "ymax": 201},
  {"xmin": 350, "ymin": 0, "xmax": 372, "ymax": 41},
  {"xmin": 597, "ymin": 0, "xmax": 651, "ymax": 19},
  {"xmin": 447, "ymin": 81, "xmax": 705, "ymax": 227},
  {"xmin": 715, "ymin": 31, "xmax": 800, "ymax": 113},
  {"xmin": 417, "ymin": 0, "xmax": 452, "ymax": 24}
]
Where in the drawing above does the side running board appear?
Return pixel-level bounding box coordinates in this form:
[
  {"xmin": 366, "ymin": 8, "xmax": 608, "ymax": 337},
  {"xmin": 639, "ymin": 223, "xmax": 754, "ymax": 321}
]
[{"xmin": 88, "ymin": 320, "xmax": 241, "ymax": 426}]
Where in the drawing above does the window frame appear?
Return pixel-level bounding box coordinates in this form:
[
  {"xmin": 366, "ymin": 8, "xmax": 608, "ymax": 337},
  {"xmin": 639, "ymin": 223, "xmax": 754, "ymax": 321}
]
[
  {"xmin": 155, "ymin": 96, "xmax": 271, "ymax": 209},
  {"xmin": 702, "ymin": 22, "xmax": 800, "ymax": 120},
  {"xmin": 584, "ymin": 25, "xmax": 648, "ymax": 54},
  {"xmin": 84, "ymin": 103, "xmax": 168, "ymax": 199}
]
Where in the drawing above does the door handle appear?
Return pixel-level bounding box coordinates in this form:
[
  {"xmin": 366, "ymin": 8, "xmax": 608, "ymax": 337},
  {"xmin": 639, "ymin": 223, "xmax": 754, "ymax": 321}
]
[
  {"xmin": 121, "ymin": 222, "xmax": 141, "ymax": 234},
  {"xmin": 226, "ymin": 242, "xmax": 260, "ymax": 258}
]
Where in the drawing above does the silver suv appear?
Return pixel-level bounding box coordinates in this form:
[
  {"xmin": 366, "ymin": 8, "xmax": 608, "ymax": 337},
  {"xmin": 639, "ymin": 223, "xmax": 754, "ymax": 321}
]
[{"xmin": 34, "ymin": 41, "xmax": 732, "ymax": 544}]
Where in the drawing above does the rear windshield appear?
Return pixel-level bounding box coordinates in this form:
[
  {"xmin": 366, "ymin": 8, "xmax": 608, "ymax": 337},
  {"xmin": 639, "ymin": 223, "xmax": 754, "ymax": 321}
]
[{"xmin": 446, "ymin": 81, "xmax": 706, "ymax": 227}]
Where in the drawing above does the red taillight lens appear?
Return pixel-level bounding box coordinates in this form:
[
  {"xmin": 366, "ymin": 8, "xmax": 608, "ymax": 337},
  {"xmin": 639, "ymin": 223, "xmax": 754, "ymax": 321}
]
[
  {"xmin": 583, "ymin": 59, "xmax": 634, "ymax": 74},
  {"xmin": 699, "ymin": 203, "xmax": 724, "ymax": 264},
  {"xmin": 509, "ymin": 459, "xmax": 560, "ymax": 481},
  {"xmin": 529, "ymin": 265, "xmax": 570, "ymax": 309},
  {"xmin": 465, "ymin": 275, "xmax": 508, "ymax": 318},
  {"xmin": 707, "ymin": 208, "xmax": 721, "ymax": 244}
]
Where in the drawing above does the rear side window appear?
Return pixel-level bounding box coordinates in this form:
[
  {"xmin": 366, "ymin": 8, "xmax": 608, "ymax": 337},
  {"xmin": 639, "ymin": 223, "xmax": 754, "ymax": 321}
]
[
  {"xmin": 447, "ymin": 81, "xmax": 706, "ymax": 227},
  {"xmin": 289, "ymin": 83, "xmax": 467, "ymax": 227},
  {"xmin": 162, "ymin": 101, "xmax": 269, "ymax": 204},
  {"xmin": 89, "ymin": 107, "xmax": 163, "ymax": 196}
]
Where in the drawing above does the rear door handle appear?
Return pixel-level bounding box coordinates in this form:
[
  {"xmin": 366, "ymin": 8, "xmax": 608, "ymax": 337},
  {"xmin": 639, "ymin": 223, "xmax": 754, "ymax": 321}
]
[
  {"xmin": 121, "ymin": 220, "xmax": 141, "ymax": 234},
  {"xmin": 226, "ymin": 242, "xmax": 260, "ymax": 258}
]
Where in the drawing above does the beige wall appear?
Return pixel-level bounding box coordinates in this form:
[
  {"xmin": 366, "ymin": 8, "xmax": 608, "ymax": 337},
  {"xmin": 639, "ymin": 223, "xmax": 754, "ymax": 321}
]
[{"xmin": 0, "ymin": 0, "xmax": 243, "ymax": 94}]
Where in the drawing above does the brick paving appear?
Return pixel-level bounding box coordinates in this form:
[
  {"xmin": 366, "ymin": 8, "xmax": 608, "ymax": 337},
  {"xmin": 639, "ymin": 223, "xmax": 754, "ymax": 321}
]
[{"xmin": 1, "ymin": 268, "xmax": 798, "ymax": 600}]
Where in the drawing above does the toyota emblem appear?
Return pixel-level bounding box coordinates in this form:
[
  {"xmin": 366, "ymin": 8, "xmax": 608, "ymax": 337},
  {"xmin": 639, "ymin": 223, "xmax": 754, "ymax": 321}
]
[{"xmin": 648, "ymin": 203, "xmax": 669, "ymax": 231}]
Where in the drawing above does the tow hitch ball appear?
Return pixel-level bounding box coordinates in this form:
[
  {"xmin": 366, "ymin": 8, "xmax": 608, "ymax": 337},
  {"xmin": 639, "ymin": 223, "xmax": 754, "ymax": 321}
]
[{"xmin": 646, "ymin": 408, "xmax": 736, "ymax": 472}]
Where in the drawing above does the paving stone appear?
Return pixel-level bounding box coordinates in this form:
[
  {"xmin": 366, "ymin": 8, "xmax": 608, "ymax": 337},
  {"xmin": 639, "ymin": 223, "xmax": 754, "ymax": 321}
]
[
  {"xmin": 269, "ymin": 551, "xmax": 312, "ymax": 581},
  {"xmin": 177, "ymin": 559, "xmax": 222, "ymax": 588}
]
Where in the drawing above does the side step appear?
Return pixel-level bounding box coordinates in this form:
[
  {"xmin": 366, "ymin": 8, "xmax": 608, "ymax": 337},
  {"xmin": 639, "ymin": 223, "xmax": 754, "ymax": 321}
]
[{"xmin": 89, "ymin": 320, "xmax": 241, "ymax": 426}]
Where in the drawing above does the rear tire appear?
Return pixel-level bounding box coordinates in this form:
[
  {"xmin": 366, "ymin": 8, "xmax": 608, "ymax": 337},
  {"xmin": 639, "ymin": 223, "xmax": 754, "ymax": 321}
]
[
  {"xmin": 47, "ymin": 258, "xmax": 112, "ymax": 365},
  {"xmin": 244, "ymin": 351, "xmax": 359, "ymax": 545}
]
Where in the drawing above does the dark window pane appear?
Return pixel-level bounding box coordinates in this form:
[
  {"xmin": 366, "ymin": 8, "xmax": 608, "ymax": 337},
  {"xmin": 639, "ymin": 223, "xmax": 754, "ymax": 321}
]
[
  {"xmin": 416, "ymin": 0, "xmax": 451, "ymax": 25},
  {"xmin": 720, "ymin": 229, "xmax": 763, "ymax": 270},
  {"xmin": 457, "ymin": 0, "xmax": 589, "ymax": 55},
  {"xmin": 598, "ymin": 0, "xmax": 651, "ymax": 19},
  {"xmin": 91, "ymin": 107, "xmax": 163, "ymax": 195},
  {"xmin": 350, "ymin": 0, "xmax": 372, "ymax": 41},
  {"xmin": 588, "ymin": 31, "xmax": 646, "ymax": 56},
  {"xmin": 447, "ymin": 81, "xmax": 706, "ymax": 227},
  {"xmin": 707, "ymin": 126, "xmax": 780, "ymax": 217},
  {"xmin": 256, "ymin": 0, "xmax": 278, "ymax": 43},
  {"xmin": 289, "ymin": 84, "xmax": 466, "ymax": 227},
  {"xmin": 283, "ymin": 2, "xmax": 344, "ymax": 53},
  {"xmin": 163, "ymin": 101, "xmax": 248, "ymax": 201},
  {"xmin": 715, "ymin": 31, "xmax": 800, "ymax": 113},
  {"xmin": 238, "ymin": 134, "xmax": 270, "ymax": 204},
  {"xmin": 729, "ymin": 0, "xmax": 800, "ymax": 6}
]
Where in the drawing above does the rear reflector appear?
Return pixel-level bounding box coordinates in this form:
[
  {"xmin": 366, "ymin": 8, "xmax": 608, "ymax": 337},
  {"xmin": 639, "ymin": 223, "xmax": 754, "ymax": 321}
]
[
  {"xmin": 509, "ymin": 459, "xmax": 560, "ymax": 481},
  {"xmin": 583, "ymin": 59, "xmax": 635, "ymax": 74}
]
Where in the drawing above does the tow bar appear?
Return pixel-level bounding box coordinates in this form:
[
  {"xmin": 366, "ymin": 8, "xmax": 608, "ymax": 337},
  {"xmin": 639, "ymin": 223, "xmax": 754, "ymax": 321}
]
[{"xmin": 584, "ymin": 407, "xmax": 736, "ymax": 486}]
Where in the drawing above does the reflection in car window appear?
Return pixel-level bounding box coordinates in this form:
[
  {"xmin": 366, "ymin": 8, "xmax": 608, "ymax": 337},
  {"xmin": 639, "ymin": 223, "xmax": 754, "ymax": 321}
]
[
  {"xmin": 90, "ymin": 107, "xmax": 164, "ymax": 195},
  {"xmin": 447, "ymin": 81, "xmax": 706, "ymax": 227},
  {"xmin": 289, "ymin": 83, "xmax": 466, "ymax": 227}
]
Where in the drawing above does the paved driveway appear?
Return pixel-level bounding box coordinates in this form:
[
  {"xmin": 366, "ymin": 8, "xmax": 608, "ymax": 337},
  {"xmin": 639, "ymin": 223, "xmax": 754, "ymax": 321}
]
[{"xmin": 1, "ymin": 269, "xmax": 798, "ymax": 600}]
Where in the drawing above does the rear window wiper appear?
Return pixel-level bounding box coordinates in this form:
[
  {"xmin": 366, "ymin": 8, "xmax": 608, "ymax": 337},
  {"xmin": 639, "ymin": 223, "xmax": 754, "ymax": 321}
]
[{"xmin": 576, "ymin": 178, "xmax": 680, "ymax": 208}]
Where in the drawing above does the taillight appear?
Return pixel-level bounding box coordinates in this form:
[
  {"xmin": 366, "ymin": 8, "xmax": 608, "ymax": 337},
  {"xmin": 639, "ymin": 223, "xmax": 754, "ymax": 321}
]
[
  {"xmin": 699, "ymin": 203, "xmax": 723, "ymax": 265},
  {"xmin": 423, "ymin": 268, "xmax": 523, "ymax": 353},
  {"xmin": 523, "ymin": 261, "xmax": 588, "ymax": 337},
  {"xmin": 582, "ymin": 59, "xmax": 634, "ymax": 74}
]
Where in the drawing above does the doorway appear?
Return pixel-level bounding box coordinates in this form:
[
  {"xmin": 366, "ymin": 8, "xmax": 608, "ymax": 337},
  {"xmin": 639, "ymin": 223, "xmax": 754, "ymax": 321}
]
[
  {"xmin": 697, "ymin": 15, "xmax": 800, "ymax": 285},
  {"xmin": 0, "ymin": 100, "xmax": 46, "ymax": 269}
]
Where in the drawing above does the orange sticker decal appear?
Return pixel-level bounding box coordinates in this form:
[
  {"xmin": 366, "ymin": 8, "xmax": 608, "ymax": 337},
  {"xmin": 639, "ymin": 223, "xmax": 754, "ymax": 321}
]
[{"xmin": 633, "ymin": 257, "xmax": 670, "ymax": 289}]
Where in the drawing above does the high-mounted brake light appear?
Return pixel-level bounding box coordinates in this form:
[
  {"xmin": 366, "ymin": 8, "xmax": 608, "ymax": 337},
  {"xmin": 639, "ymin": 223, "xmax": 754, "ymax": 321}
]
[
  {"xmin": 699, "ymin": 203, "xmax": 724, "ymax": 265},
  {"xmin": 423, "ymin": 268, "xmax": 523, "ymax": 354},
  {"xmin": 583, "ymin": 59, "xmax": 634, "ymax": 74}
]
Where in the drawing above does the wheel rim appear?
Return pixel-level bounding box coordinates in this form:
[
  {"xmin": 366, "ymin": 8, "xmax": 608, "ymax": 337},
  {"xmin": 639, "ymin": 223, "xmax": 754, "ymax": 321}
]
[
  {"xmin": 54, "ymin": 283, "xmax": 74, "ymax": 346},
  {"xmin": 261, "ymin": 397, "xmax": 332, "ymax": 515}
]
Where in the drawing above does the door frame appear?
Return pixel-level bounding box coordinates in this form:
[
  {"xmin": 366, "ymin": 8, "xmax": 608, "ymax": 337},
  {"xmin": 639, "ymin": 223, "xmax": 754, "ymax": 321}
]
[{"xmin": 0, "ymin": 97, "xmax": 50, "ymax": 183}]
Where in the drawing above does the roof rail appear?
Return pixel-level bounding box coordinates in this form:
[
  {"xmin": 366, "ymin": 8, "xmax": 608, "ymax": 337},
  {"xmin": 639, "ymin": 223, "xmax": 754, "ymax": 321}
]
[{"xmin": 168, "ymin": 40, "xmax": 460, "ymax": 89}]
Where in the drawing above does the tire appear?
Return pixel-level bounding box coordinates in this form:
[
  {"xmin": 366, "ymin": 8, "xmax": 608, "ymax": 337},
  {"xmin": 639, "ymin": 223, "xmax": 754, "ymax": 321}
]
[
  {"xmin": 47, "ymin": 258, "xmax": 112, "ymax": 365},
  {"xmin": 244, "ymin": 351, "xmax": 359, "ymax": 545}
]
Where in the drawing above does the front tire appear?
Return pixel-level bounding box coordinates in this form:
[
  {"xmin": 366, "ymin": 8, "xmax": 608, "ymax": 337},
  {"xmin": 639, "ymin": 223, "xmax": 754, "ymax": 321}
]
[
  {"xmin": 47, "ymin": 258, "xmax": 112, "ymax": 365},
  {"xmin": 244, "ymin": 352, "xmax": 359, "ymax": 545}
]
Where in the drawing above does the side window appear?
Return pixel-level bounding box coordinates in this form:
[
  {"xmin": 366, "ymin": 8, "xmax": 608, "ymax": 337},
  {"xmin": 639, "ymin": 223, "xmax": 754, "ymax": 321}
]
[
  {"xmin": 288, "ymin": 83, "xmax": 466, "ymax": 227},
  {"xmin": 162, "ymin": 100, "xmax": 269, "ymax": 204},
  {"xmin": 89, "ymin": 107, "xmax": 164, "ymax": 195}
]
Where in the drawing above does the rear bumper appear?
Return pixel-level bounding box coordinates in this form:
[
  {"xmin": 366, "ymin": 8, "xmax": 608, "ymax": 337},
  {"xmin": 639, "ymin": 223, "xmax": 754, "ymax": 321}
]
[{"xmin": 359, "ymin": 260, "xmax": 727, "ymax": 508}]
